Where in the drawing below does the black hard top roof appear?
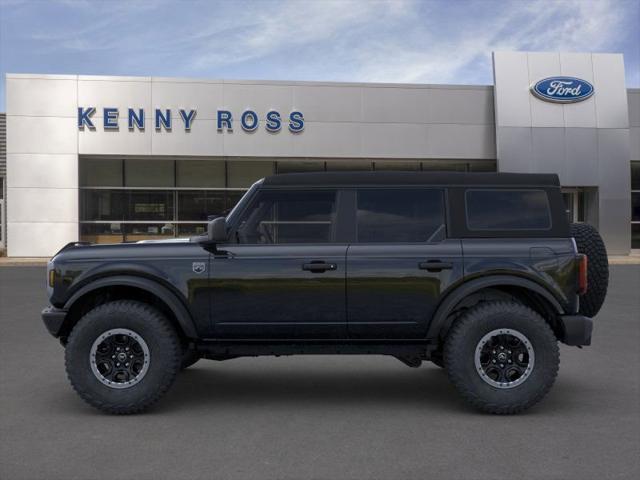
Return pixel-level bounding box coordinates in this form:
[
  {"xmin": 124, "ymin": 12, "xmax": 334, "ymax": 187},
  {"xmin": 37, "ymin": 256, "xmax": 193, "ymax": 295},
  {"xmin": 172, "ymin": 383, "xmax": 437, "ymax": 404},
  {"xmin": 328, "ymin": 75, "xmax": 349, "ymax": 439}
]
[{"xmin": 262, "ymin": 171, "xmax": 560, "ymax": 187}]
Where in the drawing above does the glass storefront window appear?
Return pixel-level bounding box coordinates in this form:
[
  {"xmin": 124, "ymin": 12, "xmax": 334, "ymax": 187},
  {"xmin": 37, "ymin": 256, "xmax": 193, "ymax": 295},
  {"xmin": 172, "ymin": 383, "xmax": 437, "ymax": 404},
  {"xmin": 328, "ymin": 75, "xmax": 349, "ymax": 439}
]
[
  {"xmin": 124, "ymin": 223, "xmax": 175, "ymax": 242},
  {"xmin": 80, "ymin": 223, "xmax": 124, "ymax": 244},
  {"xmin": 177, "ymin": 223, "xmax": 208, "ymax": 237},
  {"xmin": 276, "ymin": 161, "xmax": 325, "ymax": 173},
  {"xmin": 77, "ymin": 157, "xmax": 500, "ymax": 245},
  {"xmin": 422, "ymin": 161, "xmax": 468, "ymax": 172},
  {"xmin": 80, "ymin": 190, "xmax": 126, "ymax": 221},
  {"xmin": 374, "ymin": 161, "xmax": 420, "ymax": 171},
  {"xmin": 226, "ymin": 190, "xmax": 245, "ymax": 213},
  {"xmin": 125, "ymin": 159, "xmax": 174, "ymax": 187},
  {"xmin": 128, "ymin": 190, "xmax": 174, "ymax": 221},
  {"xmin": 80, "ymin": 158, "xmax": 123, "ymax": 187},
  {"xmin": 326, "ymin": 160, "xmax": 372, "ymax": 171},
  {"xmin": 631, "ymin": 162, "xmax": 640, "ymax": 191},
  {"xmin": 176, "ymin": 160, "xmax": 225, "ymax": 188},
  {"xmin": 467, "ymin": 160, "xmax": 497, "ymax": 172},
  {"xmin": 227, "ymin": 161, "xmax": 274, "ymax": 188},
  {"xmin": 632, "ymin": 224, "xmax": 640, "ymax": 249},
  {"xmin": 177, "ymin": 191, "xmax": 226, "ymax": 221}
]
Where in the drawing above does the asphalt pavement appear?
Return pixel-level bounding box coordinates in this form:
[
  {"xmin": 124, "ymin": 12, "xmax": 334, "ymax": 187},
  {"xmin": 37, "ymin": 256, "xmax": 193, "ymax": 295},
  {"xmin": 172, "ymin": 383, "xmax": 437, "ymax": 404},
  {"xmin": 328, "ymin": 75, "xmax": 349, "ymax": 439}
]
[{"xmin": 1, "ymin": 266, "xmax": 639, "ymax": 480}]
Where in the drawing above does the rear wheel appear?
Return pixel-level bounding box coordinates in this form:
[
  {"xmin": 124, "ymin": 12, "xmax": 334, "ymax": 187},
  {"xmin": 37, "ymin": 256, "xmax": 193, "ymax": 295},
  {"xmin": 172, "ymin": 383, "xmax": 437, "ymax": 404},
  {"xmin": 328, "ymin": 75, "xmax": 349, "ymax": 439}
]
[
  {"xmin": 65, "ymin": 300, "xmax": 182, "ymax": 414},
  {"xmin": 444, "ymin": 301, "xmax": 559, "ymax": 414},
  {"xmin": 571, "ymin": 223, "xmax": 609, "ymax": 317}
]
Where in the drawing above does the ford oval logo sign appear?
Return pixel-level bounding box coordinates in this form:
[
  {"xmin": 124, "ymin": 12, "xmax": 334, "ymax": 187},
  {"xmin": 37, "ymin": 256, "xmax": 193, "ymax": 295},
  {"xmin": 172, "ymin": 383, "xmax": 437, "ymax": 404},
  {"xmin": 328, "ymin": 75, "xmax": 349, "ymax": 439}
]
[{"xmin": 531, "ymin": 77, "xmax": 594, "ymax": 103}]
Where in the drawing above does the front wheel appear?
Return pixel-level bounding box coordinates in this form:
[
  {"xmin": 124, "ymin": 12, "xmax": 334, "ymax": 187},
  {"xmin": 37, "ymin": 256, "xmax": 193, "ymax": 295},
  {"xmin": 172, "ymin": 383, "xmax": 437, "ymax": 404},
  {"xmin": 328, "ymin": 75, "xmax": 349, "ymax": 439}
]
[
  {"xmin": 65, "ymin": 300, "xmax": 182, "ymax": 414},
  {"xmin": 444, "ymin": 301, "xmax": 559, "ymax": 414}
]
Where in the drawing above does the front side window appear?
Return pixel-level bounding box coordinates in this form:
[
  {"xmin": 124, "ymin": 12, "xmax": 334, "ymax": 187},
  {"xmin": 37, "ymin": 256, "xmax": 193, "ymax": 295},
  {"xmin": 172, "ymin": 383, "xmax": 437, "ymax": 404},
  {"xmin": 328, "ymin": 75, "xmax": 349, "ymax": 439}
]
[
  {"xmin": 356, "ymin": 189, "xmax": 445, "ymax": 243},
  {"xmin": 236, "ymin": 190, "xmax": 337, "ymax": 244},
  {"xmin": 466, "ymin": 189, "xmax": 551, "ymax": 230}
]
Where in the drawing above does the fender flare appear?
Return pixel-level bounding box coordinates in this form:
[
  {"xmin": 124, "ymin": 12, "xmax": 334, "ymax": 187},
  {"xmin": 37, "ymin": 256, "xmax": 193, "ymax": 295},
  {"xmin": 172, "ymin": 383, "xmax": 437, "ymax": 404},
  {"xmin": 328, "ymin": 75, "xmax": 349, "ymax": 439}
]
[
  {"xmin": 426, "ymin": 275, "xmax": 565, "ymax": 340},
  {"xmin": 64, "ymin": 275, "xmax": 198, "ymax": 338}
]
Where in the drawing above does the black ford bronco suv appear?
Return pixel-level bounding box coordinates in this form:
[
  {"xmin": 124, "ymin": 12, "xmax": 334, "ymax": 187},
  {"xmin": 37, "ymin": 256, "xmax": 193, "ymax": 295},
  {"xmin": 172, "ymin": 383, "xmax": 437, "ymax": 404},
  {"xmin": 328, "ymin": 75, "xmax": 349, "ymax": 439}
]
[{"xmin": 42, "ymin": 172, "xmax": 609, "ymax": 414}]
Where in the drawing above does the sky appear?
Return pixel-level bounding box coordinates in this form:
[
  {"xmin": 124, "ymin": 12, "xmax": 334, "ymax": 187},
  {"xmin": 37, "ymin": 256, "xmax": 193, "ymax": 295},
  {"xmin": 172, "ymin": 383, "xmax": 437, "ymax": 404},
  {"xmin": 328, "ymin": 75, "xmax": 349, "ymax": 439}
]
[{"xmin": 0, "ymin": 0, "xmax": 639, "ymax": 111}]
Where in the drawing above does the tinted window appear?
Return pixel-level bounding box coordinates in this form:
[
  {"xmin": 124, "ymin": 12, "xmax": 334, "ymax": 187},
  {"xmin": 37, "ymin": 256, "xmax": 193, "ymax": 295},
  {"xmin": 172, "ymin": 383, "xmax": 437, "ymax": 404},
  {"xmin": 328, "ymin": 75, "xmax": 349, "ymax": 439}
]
[
  {"xmin": 466, "ymin": 189, "xmax": 551, "ymax": 230},
  {"xmin": 356, "ymin": 189, "xmax": 444, "ymax": 243},
  {"xmin": 236, "ymin": 190, "xmax": 337, "ymax": 244}
]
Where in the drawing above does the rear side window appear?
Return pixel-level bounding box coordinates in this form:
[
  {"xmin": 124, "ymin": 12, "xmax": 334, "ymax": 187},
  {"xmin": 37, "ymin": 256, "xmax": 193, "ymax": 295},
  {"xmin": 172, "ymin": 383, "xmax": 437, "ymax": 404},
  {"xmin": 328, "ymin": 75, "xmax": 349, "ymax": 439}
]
[
  {"xmin": 465, "ymin": 189, "xmax": 551, "ymax": 230},
  {"xmin": 356, "ymin": 189, "xmax": 444, "ymax": 243}
]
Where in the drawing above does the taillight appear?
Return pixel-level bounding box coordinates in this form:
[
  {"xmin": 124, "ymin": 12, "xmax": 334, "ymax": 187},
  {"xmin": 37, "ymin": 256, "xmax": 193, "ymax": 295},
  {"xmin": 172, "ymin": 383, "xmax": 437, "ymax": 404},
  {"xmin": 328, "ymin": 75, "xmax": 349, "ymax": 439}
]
[{"xmin": 578, "ymin": 254, "xmax": 588, "ymax": 295}]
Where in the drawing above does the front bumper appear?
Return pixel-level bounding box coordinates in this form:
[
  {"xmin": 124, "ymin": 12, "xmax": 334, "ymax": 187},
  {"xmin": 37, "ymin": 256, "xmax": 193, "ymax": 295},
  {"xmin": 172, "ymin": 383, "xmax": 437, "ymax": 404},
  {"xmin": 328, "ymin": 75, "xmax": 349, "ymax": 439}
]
[
  {"xmin": 559, "ymin": 315, "xmax": 593, "ymax": 346},
  {"xmin": 42, "ymin": 306, "xmax": 68, "ymax": 338}
]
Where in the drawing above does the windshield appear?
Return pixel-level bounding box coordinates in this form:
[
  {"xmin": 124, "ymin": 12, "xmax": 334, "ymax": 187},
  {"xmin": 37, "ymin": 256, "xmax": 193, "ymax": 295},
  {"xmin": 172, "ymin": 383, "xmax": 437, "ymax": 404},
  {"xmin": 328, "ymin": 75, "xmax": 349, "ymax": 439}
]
[{"xmin": 226, "ymin": 179, "xmax": 263, "ymax": 225}]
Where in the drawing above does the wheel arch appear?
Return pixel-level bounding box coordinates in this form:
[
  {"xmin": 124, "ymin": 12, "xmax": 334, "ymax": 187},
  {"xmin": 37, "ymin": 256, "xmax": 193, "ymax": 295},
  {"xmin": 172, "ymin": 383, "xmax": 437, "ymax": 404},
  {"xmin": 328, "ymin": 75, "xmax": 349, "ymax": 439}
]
[
  {"xmin": 60, "ymin": 275, "xmax": 198, "ymax": 342},
  {"xmin": 427, "ymin": 275, "xmax": 565, "ymax": 342}
]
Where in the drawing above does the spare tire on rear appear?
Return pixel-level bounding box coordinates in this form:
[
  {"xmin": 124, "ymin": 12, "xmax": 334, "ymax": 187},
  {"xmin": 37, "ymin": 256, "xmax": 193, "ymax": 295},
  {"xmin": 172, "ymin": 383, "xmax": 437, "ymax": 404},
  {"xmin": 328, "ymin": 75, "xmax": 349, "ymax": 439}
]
[{"xmin": 570, "ymin": 223, "xmax": 609, "ymax": 317}]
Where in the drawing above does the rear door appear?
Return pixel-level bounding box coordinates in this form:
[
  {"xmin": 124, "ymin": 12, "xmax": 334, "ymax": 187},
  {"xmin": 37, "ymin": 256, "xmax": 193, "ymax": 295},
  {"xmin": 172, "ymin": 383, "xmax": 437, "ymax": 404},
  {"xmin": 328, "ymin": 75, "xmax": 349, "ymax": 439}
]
[{"xmin": 346, "ymin": 188, "xmax": 463, "ymax": 338}]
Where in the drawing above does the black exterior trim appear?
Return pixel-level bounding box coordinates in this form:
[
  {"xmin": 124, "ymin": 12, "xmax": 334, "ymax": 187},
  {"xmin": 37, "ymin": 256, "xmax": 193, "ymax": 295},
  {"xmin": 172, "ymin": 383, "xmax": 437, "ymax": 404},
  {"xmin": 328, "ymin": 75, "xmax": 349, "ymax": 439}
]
[
  {"xmin": 426, "ymin": 275, "xmax": 565, "ymax": 340},
  {"xmin": 262, "ymin": 171, "xmax": 561, "ymax": 187},
  {"xmin": 559, "ymin": 315, "xmax": 593, "ymax": 346},
  {"xmin": 63, "ymin": 275, "xmax": 199, "ymax": 338},
  {"xmin": 197, "ymin": 339, "xmax": 436, "ymax": 358},
  {"xmin": 41, "ymin": 306, "xmax": 68, "ymax": 337}
]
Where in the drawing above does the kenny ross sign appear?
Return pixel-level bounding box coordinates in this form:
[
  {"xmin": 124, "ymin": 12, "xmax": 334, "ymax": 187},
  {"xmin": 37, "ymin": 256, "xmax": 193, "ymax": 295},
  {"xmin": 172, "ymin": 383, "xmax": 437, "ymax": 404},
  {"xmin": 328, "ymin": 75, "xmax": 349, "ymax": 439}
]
[{"xmin": 78, "ymin": 107, "xmax": 305, "ymax": 133}]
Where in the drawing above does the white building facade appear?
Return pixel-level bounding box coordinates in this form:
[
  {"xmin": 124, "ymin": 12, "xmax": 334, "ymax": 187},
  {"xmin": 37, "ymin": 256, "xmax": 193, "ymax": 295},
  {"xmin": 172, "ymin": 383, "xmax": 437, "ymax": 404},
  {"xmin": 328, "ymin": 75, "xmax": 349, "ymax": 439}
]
[{"xmin": 3, "ymin": 51, "xmax": 639, "ymax": 257}]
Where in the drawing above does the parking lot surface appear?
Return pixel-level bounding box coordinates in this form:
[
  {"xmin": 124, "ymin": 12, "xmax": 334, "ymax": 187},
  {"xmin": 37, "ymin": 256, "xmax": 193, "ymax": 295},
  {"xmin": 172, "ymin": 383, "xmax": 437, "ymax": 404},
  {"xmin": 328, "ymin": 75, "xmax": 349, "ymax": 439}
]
[{"xmin": 1, "ymin": 266, "xmax": 639, "ymax": 480}]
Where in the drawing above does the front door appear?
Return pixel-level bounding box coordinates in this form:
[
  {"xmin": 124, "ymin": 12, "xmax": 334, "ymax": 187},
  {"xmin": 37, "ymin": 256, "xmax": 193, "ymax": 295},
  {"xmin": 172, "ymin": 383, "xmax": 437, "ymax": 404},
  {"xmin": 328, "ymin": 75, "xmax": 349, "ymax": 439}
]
[
  {"xmin": 210, "ymin": 189, "xmax": 347, "ymax": 338},
  {"xmin": 346, "ymin": 188, "xmax": 463, "ymax": 338}
]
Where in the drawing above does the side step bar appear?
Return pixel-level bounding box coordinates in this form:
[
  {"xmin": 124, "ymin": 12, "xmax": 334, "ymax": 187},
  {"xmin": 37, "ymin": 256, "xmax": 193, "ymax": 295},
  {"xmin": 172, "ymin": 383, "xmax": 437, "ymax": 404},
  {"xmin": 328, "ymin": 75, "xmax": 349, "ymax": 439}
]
[{"xmin": 196, "ymin": 340, "xmax": 437, "ymax": 359}]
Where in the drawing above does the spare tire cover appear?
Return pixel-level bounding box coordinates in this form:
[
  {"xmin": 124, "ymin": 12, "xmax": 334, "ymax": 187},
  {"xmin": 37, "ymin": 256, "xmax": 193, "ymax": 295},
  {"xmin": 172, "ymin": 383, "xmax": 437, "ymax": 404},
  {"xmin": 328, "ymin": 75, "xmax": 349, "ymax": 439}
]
[{"xmin": 570, "ymin": 223, "xmax": 609, "ymax": 317}]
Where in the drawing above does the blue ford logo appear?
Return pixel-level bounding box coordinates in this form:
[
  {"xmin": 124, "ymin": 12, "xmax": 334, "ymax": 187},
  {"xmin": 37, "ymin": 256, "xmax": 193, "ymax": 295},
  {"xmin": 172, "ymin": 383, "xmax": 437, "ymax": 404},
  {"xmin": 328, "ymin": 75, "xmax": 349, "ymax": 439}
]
[{"xmin": 531, "ymin": 77, "xmax": 594, "ymax": 103}]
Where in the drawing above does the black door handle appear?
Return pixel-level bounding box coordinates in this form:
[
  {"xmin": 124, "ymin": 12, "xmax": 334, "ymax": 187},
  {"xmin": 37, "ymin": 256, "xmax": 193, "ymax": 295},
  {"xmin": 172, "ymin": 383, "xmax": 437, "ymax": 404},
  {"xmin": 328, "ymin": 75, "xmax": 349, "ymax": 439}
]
[
  {"xmin": 302, "ymin": 262, "xmax": 337, "ymax": 273},
  {"xmin": 418, "ymin": 260, "xmax": 453, "ymax": 272}
]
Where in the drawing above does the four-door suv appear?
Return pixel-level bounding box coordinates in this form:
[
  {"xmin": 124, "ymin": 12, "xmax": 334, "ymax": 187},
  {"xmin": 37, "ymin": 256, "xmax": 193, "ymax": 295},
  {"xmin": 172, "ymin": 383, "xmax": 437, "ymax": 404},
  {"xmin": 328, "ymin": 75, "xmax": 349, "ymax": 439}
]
[{"xmin": 42, "ymin": 172, "xmax": 609, "ymax": 414}]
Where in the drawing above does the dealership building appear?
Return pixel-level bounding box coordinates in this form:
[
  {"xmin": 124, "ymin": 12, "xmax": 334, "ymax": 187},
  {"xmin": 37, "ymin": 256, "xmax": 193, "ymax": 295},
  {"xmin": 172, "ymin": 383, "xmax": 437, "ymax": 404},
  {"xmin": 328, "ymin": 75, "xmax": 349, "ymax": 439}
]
[{"xmin": 1, "ymin": 51, "xmax": 639, "ymax": 257}]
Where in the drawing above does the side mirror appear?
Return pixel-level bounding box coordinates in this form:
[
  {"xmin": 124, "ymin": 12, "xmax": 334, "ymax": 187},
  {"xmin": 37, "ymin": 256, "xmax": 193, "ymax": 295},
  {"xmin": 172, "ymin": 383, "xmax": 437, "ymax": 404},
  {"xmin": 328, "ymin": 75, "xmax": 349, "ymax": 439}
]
[{"xmin": 207, "ymin": 217, "xmax": 227, "ymax": 243}]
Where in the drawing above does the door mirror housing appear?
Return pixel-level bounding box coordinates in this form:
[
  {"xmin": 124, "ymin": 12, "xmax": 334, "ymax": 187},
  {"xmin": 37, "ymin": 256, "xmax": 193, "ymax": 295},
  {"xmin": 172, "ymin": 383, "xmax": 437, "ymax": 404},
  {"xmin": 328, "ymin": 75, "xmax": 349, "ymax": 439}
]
[{"xmin": 208, "ymin": 217, "xmax": 228, "ymax": 243}]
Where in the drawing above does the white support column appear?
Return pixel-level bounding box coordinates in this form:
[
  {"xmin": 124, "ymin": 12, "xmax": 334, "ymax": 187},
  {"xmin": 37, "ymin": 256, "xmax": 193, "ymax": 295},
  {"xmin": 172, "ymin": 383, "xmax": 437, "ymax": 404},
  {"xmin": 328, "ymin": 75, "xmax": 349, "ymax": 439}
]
[{"xmin": 6, "ymin": 74, "xmax": 79, "ymax": 257}]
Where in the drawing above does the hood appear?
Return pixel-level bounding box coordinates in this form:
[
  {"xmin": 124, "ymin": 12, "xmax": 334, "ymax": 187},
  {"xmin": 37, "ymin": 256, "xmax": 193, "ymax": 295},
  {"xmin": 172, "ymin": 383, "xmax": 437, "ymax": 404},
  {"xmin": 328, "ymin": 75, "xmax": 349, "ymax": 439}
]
[{"xmin": 51, "ymin": 238, "xmax": 193, "ymax": 262}]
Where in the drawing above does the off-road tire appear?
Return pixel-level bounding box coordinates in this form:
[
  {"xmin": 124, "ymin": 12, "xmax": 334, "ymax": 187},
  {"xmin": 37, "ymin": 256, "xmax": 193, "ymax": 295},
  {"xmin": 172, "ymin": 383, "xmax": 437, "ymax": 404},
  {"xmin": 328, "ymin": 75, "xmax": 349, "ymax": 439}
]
[
  {"xmin": 444, "ymin": 301, "xmax": 559, "ymax": 414},
  {"xmin": 181, "ymin": 347, "xmax": 200, "ymax": 369},
  {"xmin": 65, "ymin": 300, "xmax": 181, "ymax": 414},
  {"xmin": 571, "ymin": 223, "xmax": 609, "ymax": 317}
]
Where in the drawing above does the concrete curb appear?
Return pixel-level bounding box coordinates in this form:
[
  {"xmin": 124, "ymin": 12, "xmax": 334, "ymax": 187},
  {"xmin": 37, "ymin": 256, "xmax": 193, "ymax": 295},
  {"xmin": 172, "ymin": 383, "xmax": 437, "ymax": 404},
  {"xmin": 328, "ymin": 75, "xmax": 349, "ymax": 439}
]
[
  {"xmin": 608, "ymin": 256, "xmax": 640, "ymax": 265},
  {"xmin": 0, "ymin": 258, "xmax": 49, "ymax": 266}
]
